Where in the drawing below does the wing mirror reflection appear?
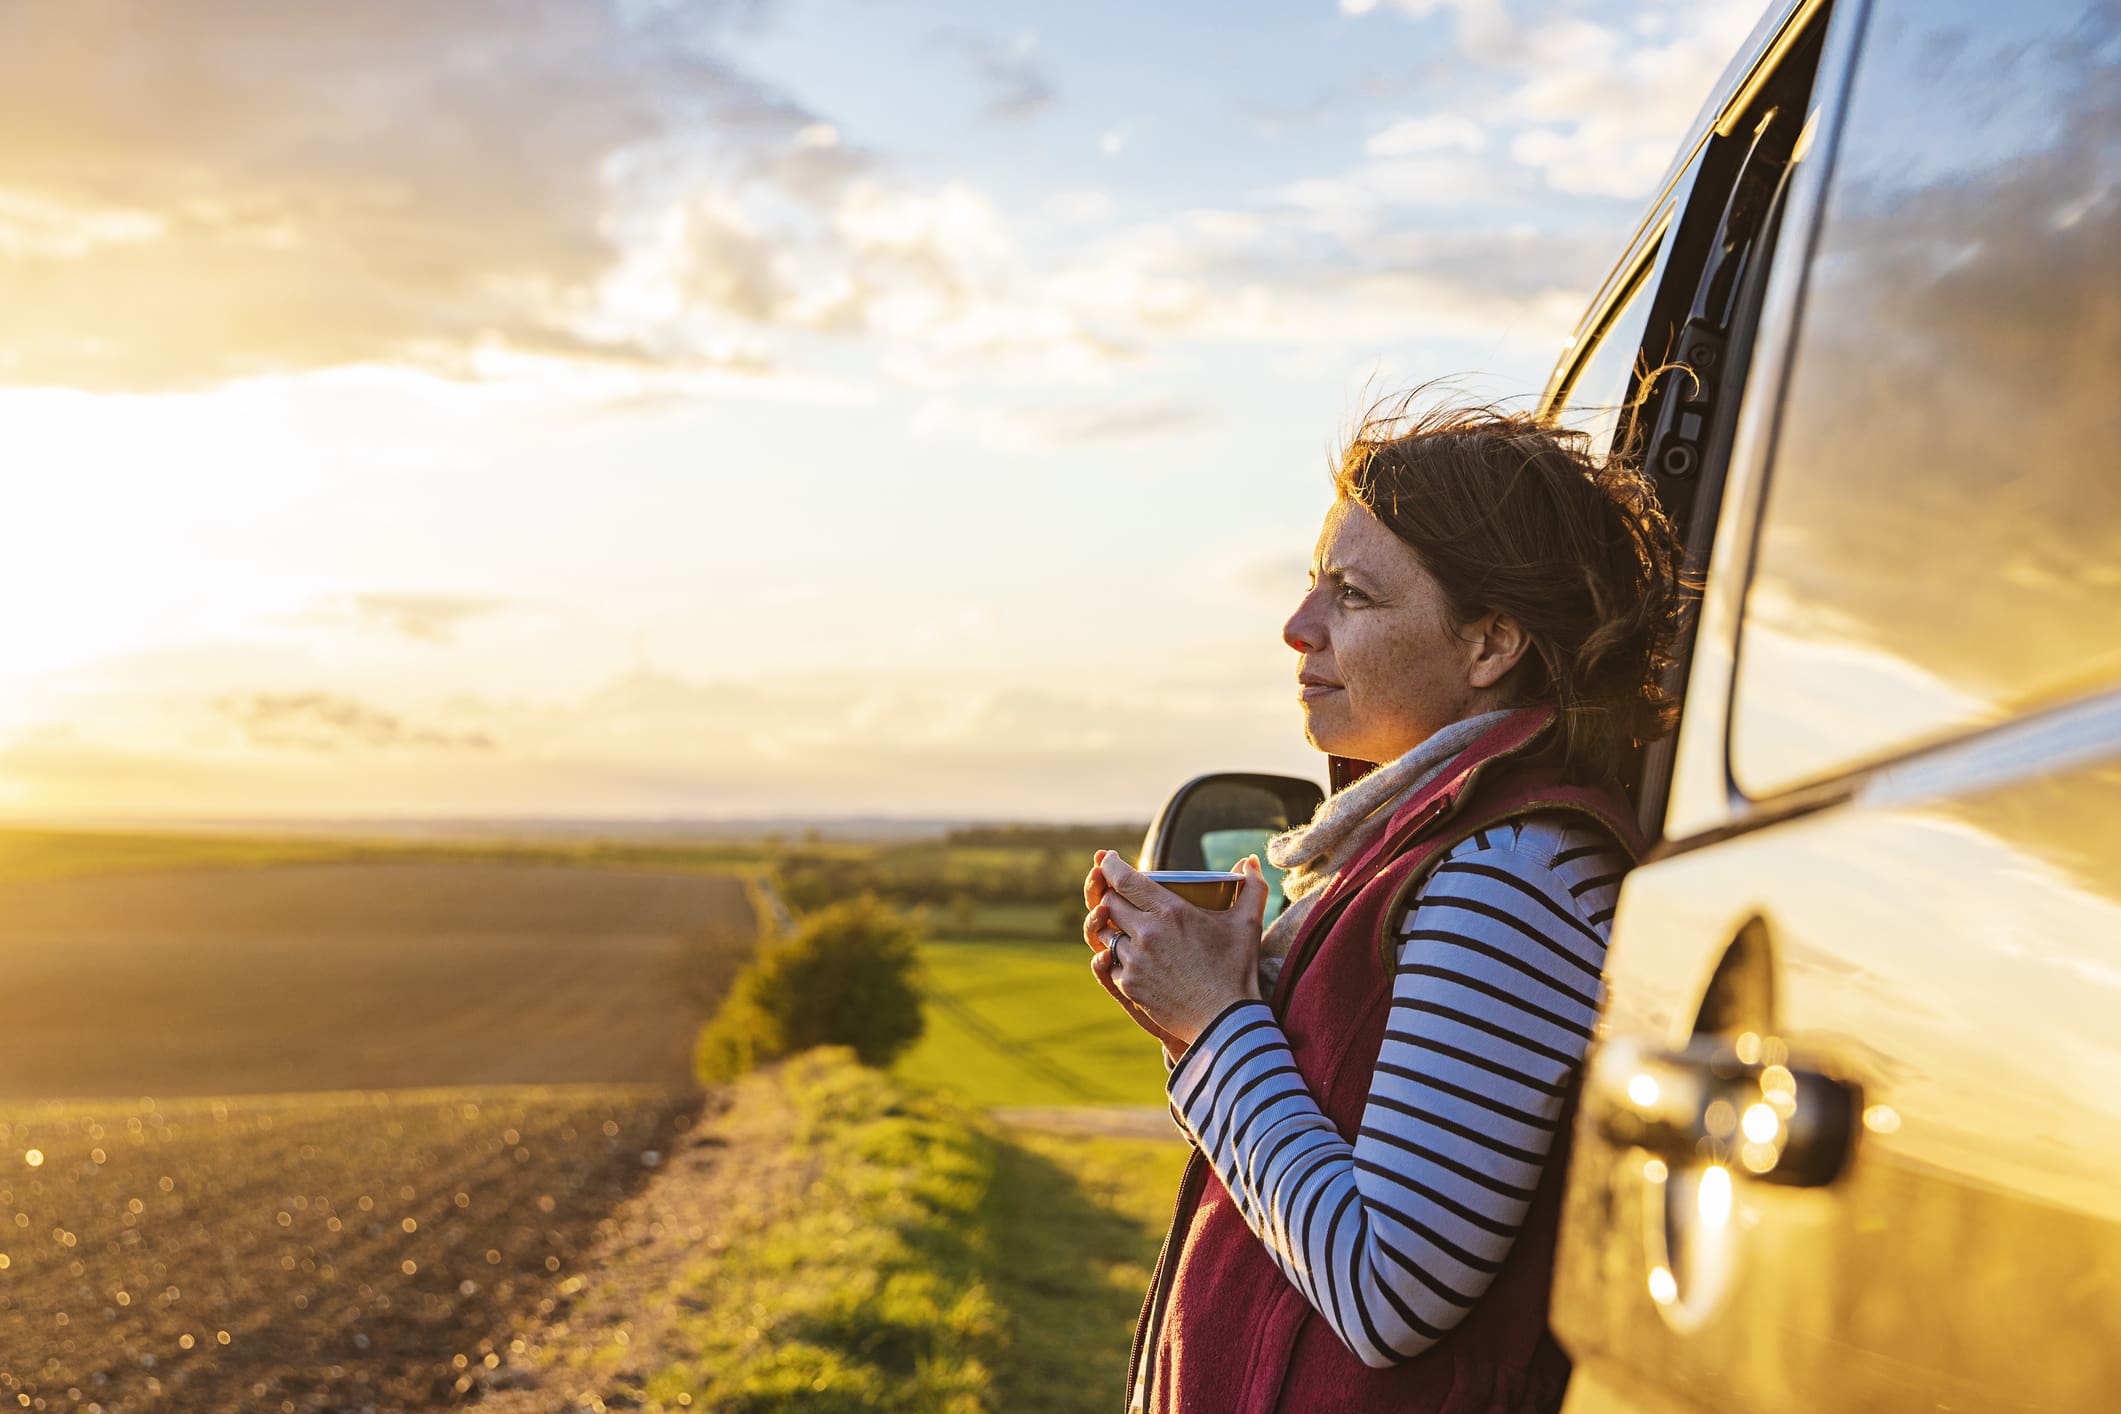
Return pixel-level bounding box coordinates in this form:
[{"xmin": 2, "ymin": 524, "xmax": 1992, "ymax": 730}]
[{"xmin": 1138, "ymin": 772, "xmax": 1324, "ymax": 924}]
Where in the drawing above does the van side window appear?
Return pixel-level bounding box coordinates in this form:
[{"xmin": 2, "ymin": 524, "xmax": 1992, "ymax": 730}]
[
  {"xmin": 1549, "ymin": 243, "xmax": 1662, "ymax": 462},
  {"xmin": 1729, "ymin": 0, "xmax": 2120, "ymax": 797}
]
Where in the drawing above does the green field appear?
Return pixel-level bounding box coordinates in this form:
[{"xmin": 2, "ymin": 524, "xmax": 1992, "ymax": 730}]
[{"xmin": 896, "ymin": 933, "xmax": 1173, "ymax": 1110}]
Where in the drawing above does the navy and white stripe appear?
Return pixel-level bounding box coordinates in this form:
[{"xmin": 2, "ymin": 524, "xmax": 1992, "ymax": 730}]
[{"xmin": 1167, "ymin": 815, "xmax": 1625, "ymax": 1370}]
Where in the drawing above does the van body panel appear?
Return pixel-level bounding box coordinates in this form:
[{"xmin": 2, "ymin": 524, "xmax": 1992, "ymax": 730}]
[
  {"xmin": 1554, "ymin": 710, "xmax": 2121, "ymax": 1410},
  {"xmin": 1549, "ymin": 0, "xmax": 2121, "ymax": 1407}
]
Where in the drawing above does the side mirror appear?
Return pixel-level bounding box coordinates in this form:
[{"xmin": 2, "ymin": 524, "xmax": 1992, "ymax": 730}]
[{"xmin": 1139, "ymin": 772, "xmax": 1324, "ymax": 924}]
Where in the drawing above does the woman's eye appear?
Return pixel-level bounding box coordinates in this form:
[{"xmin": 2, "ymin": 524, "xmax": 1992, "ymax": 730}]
[{"xmin": 1337, "ymin": 583, "xmax": 1369, "ymax": 604}]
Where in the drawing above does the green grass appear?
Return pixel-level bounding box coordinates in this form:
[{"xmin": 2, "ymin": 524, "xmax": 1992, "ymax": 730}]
[
  {"xmin": 982, "ymin": 1130, "xmax": 1189, "ymax": 1411},
  {"xmin": 585, "ymin": 1050, "xmax": 1185, "ymax": 1413},
  {"xmin": 582, "ymin": 1051, "xmax": 1001, "ymax": 1411},
  {"xmin": 895, "ymin": 935, "xmax": 1173, "ymax": 1110},
  {"xmin": 707, "ymin": 1055, "xmax": 997, "ymax": 1410},
  {"xmin": 927, "ymin": 900, "xmax": 1073, "ymax": 940}
]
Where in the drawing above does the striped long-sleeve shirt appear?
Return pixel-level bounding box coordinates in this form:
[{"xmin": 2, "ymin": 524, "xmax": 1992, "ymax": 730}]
[{"xmin": 1165, "ymin": 814, "xmax": 1626, "ymax": 1370}]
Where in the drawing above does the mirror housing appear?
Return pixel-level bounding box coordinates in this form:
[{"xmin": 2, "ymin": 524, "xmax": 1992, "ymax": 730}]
[
  {"xmin": 1139, "ymin": 772, "xmax": 1324, "ymax": 870},
  {"xmin": 1138, "ymin": 772, "xmax": 1325, "ymax": 923}
]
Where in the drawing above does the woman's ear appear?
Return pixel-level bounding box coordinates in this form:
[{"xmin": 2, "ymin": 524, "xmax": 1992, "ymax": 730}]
[{"xmin": 1466, "ymin": 610, "xmax": 1531, "ymax": 690}]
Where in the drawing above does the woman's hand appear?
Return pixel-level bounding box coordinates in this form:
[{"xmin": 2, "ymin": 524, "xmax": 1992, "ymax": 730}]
[
  {"xmin": 1080, "ymin": 852, "xmax": 1189, "ymax": 1058},
  {"xmin": 1081, "ymin": 851, "xmax": 1270, "ymax": 1053}
]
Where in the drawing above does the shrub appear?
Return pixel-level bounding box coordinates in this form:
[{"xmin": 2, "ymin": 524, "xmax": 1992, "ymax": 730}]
[
  {"xmin": 697, "ymin": 896, "xmax": 926, "ymax": 1082},
  {"xmin": 778, "ymin": 864, "xmax": 842, "ymax": 915}
]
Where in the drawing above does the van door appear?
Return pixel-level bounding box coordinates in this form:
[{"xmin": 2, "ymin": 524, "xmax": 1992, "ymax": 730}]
[{"xmin": 1552, "ymin": 0, "xmax": 2121, "ymax": 1409}]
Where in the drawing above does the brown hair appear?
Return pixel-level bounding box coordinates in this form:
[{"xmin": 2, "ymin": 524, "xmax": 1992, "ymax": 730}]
[{"xmin": 1332, "ymin": 395, "xmax": 1685, "ymax": 783}]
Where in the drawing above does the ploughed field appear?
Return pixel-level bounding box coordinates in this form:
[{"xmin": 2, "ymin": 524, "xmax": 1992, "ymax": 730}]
[
  {"xmin": 0, "ymin": 861, "xmax": 757, "ymax": 1412},
  {"xmin": 0, "ymin": 864, "xmax": 755, "ymax": 1097}
]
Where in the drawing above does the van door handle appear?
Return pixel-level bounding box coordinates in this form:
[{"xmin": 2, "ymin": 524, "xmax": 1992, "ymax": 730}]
[{"xmin": 1583, "ymin": 1035, "xmax": 1861, "ymax": 1187}]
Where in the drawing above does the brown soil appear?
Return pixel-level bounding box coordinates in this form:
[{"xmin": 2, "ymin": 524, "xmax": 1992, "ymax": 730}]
[
  {"xmin": 473, "ymin": 1087, "xmax": 815, "ymax": 1414},
  {"xmin": 0, "ymin": 1086, "xmax": 699, "ymax": 1413},
  {"xmin": 0, "ymin": 861, "xmax": 762, "ymax": 1412},
  {"xmin": 0, "ymin": 864, "xmax": 755, "ymax": 1098}
]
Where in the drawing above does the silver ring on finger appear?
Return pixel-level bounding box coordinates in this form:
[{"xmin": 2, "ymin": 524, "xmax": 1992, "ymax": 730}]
[{"xmin": 1102, "ymin": 923, "xmax": 1127, "ymax": 961}]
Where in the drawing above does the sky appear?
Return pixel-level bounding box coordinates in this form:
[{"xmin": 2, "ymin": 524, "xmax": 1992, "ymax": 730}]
[{"xmin": 0, "ymin": 0, "xmax": 1763, "ymax": 822}]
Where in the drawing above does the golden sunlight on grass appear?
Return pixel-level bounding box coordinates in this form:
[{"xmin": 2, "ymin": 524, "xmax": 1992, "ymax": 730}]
[{"xmin": 475, "ymin": 1049, "xmax": 1184, "ymax": 1414}]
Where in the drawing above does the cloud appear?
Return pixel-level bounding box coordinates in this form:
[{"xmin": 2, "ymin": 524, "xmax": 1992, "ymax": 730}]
[
  {"xmin": 1043, "ymin": 189, "xmax": 1116, "ymax": 224},
  {"xmin": 1341, "ymin": 0, "xmax": 1761, "ymax": 200},
  {"xmin": 1501, "ymin": 4, "xmax": 1762, "ymax": 198},
  {"xmin": 282, "ymin": 593, "xmax": 511, "ymax": 645},
  {"xmin": 837, "ymin": 182, "xmax": 1014, "ymax": 277},
  {"xmin": 0, "ymin": 0, "xmax": 1761, "ymax": 411},
  {"xmin": 1236, "ymin": 94, "xmax": 1340, "ymax": 141},
  {"xmin": 939, "ymin": 30, "xmax": 1057, "ymax": 122},
  {"xmin": 348, "ymin": 595, "xmax": 510, "ymax": 645},
  {"xmin": 1366, "ymin": 114, "xmax": 1487, "ymax": 156},
  {"xmin": 1341, "ymin": 0, "xmax": 1517, "ymax": 58},
  {"xmin": 604, "ymin": 118, "xmax": 1594, "ymax": 389},
  {"xmin": 683, "ymin": 201, "xmax": 791, "ymax": 325},
  {"xmin": 216, "ymin": 693, "xmax": 496, "ymax": 754},
  {"xmin": 1263, "ymin": 154, "xmax": 1520, "ymax": 236},
  {"xmin": 0, "ymin": 0, "xmax": 816, "ymax": 389},
  {"xmin": 794, "ymin": 179, "xmax": 1163, "ymax": 382},
  {"xmin": 519, "ymin": 661, "xmax": 1313, "ymax": 816},
  {"xmin": 1033, "ymin": 399, "xmax": 1214, "ymax": 445},
  {"xmin": 0, "ymin": 190, "xmax": 166, "ymax": 260},
  {"xmin": 912, "ymin": 395, "xmax": 1213, "ymax": 452},
  {"xmin": 1086, "ymin": 193, "xmax": 1596, "ymax": 329},
  {"xmin": 0, "ymin": 647, "xmax": 1320, "ymax": 819}
]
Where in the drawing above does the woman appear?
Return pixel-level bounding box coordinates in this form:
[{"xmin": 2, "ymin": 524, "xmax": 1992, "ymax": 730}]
[{"xmin": 1083, "ymin": 402, "xmax": 1682, "ymax": 1412}]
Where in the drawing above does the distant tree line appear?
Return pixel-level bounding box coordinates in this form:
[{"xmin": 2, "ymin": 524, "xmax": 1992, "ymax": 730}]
[
  {"xmin": 769, "ymin": 825, "xmax": 1146, "ymax": 918},
  {"xmin": 938, "ymin": 823, "xmax": 1148, "ymax": 851}
]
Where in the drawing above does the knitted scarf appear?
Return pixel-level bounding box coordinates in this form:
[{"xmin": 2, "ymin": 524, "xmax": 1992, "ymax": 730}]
[{"xmin": 1257, "ymin": 708, "xmax": 1517, "ymax": 994}]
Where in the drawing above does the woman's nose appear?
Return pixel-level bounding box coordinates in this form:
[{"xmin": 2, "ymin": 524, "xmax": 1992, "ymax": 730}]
[{"xmin": 1283, "ymin": 591, "xmax": 1323, "ymax": 654}]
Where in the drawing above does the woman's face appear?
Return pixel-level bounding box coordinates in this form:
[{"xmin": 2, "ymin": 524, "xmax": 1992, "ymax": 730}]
[{"xmin": 1282, "ymin": 499, "xmax": 1493, "ymax": 763}]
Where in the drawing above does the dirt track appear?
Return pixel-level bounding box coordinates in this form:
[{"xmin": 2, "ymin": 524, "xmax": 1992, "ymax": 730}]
[
  {"xmin": 0, "ymin": 861, "xmax": 758, "ymax": 1411},
  {"xmin": 0, "ymin": 864, "xmax": 757, "ymax": 1099}
]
